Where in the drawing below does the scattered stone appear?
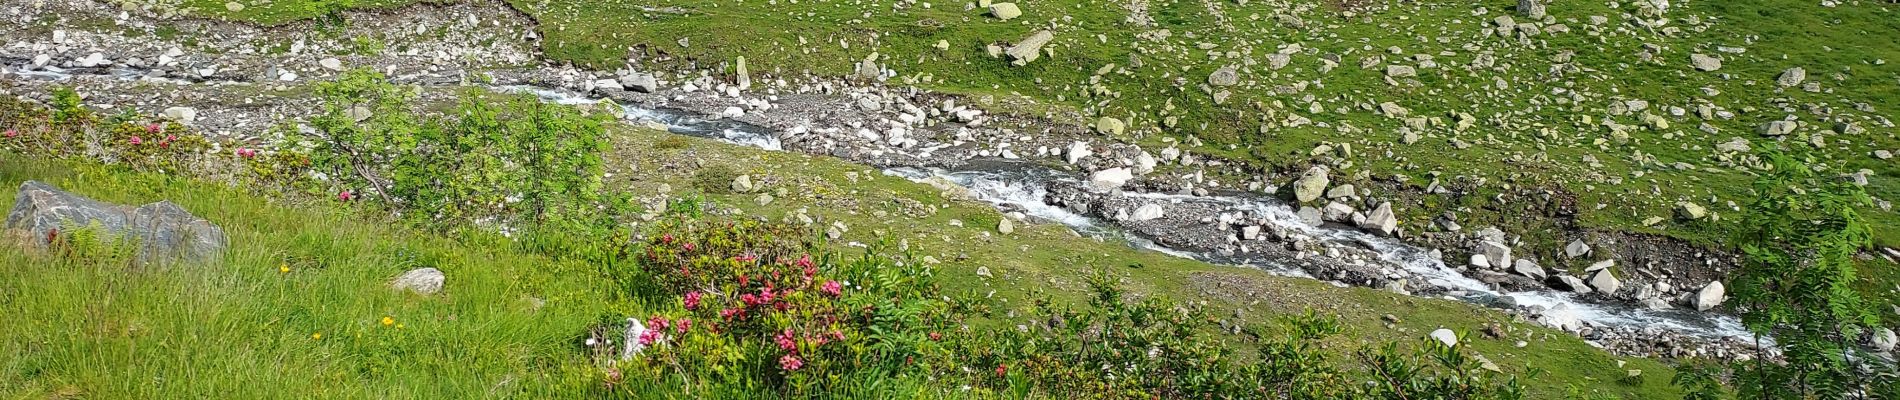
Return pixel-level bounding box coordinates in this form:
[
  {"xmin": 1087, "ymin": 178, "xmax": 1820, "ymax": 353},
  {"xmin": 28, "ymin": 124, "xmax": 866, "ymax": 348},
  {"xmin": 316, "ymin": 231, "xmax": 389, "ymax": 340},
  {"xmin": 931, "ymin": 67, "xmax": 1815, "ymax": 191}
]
[
  {"xmin": 1088, "ymin": 168, "xmax": 1134, "ymax": 191},
  {"xmin": 622, "ymin": 318, "xmax": 649, "ymax": 359},
  {"xmin": 976, "ymin": 266, "xmax": 993, "ymax": 278},
  {"xmin": 1359, "ymin": 202, "xmax": 1397, "ymax": 236},
  {"xmin": 621, "ymin": 73, "xmax": 659, "ymax": 93},
  {"xmin": 1095, "ymin": 117, "xmax": 1126, "ymax": 136},
  {"xmin": 1553, "ymin": 275, "xmax": 1594, "ymax": 294},
  {"xmin": 1385, "ymin": 65, "xmax": 1417, "ymax": 78},
  {"xmin": 319, "ymin": 58, "xmax": 343, "ymax": 71},
  {"xmin": 1429, "ymin": 329, "xmax": 1459, "ymax": 347},
  {"xmin": 1208, "ymin": 66, "xmax": 1240, "ymax": 86},
  {"xmin": 734, "ymin": 56, "xmax": 751, "ymax": 90},
  {"xmin": 163, "ymin": 107, "xmax": 198, "ymax": 124},
  {"xmin": 1589, "ymin": 269, "xmax": 1622, "ymax": 296},
  {"xmin": 1131, "ymin": 203, "xmax": 1166, "ymax": 222},
  {"xmin": 391, "ymin": 267, "xmax": 445, "ymax": 295},
  {"xmin": 1776, "ymin": 67, "xmax": 1806, "ymax": 87},
  {"xmin": 731, "ymin": 175, "xmax": 754, "ymax": 193},
  {"xmin": 1518, "ymin": 0, "xmax": 1546, "ymax": 19},
  {"xmin": 1694, "ymin": 281, "xmax": 1726, "ymax": 311},
  {"xmin": 1874, "ymin": 328, "xmax": 1897, "ymax": 353},
  {"xmin": 988, "ymin": 3, "xmax": 1022, "ymax": 20},
  {"xmin": 997, "ymin": 217, "xmax": 1015, "ymax": 234},
  {"xmin": 1690, "ymin": 54, "xmax": 1722, "ymax": 71},
  {"xmin": 1759, "ymin": 120, "xmax": 1797, "ymax": 136},
  {"xmin": 1512, "ymin": 259, "xmax": 1547, "ymax": 280},
  {"xmin": 225, "ymin": 1, "xmax": 244, "ymax": 12},
  {"xmin": 1564, "ymin": 240, "xmax": 1590, "ymax": 258},
  {"xmin": 5, "ymin": 181, "xmax": 227, "ymax": 263},
  {"xmin": 1292, "ymin": 166, "xmax": 1329, "ymax": 203},
  {"xmin": 1006, "ymin": 30, "xmax": 1054, "ymax": 66},
  {"xmin": 1478, "ymin": 241, "xmax": 1512, "ymax": 270},
  {"xmin": 1676, "ymin": 202, "xmax": 1707, "ymax": 220}
]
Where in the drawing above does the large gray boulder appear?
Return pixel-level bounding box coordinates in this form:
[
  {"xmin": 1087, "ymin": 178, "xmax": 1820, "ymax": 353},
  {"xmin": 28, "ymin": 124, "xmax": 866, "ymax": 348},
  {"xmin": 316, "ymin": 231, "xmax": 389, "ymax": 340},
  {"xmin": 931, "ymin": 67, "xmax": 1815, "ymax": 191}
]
[
  {"xmin": 1589, "ymin": 269, "xmax": 1622, "ymax": 296},
  {"xmin": 1292, "ymin": 166, "xmax": 1329, "ymax": 203},
  {"xmin": 619, "ymin": 73, "xmax": 659, "ymax": 93},
  {"xmin": 1693, "ymin": 281, "xmax": 1726, "ymax": 311},
  {"xmin": 1874, "ymin": 328, "xmax": 1897, "ymax": 353},
  {"xmin": 1005, "ymin": 30, "xmax": 1054, "ymax": 66},
  {"xmin": 1359, "ymin": 202, "xmax": 1397, "ymax": 236},
  {"xmin": 5, "ymin": 181, "xmax": 227, "ymax": 263}
]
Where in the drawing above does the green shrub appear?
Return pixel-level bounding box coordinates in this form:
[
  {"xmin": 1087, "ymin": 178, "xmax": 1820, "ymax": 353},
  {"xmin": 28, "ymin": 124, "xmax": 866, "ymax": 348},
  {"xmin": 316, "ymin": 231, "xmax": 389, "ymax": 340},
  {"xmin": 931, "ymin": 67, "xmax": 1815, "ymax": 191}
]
[
  {"xmin": 690, "ymin": 164, "xmax": 740, "ymax": 195},
  {"xmin": 297, "ymin": 69, "xmax": 622, "ymax": 227}
]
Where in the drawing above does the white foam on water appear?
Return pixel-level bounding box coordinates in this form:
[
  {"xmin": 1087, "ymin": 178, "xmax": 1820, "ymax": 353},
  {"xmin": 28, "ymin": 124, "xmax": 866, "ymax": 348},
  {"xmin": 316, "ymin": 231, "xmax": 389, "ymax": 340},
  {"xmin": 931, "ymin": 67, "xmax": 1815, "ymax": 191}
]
[
  {"xmin": 883, "ymin": 167, "xmax": 1096, "ymax": 231},
  {"xmin": 7, "ymin": 67, "xmax": 73, "ymax": 81},
  {"xmin": 496, "ymin": 85, "xmax": 782, "ymax": 151}
]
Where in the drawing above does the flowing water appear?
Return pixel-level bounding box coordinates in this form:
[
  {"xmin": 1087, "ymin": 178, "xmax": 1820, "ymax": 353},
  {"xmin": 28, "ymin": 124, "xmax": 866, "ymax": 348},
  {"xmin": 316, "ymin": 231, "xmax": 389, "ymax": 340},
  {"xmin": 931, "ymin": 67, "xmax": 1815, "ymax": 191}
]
[{"xmin": 13, "ymin": 67, "xmax": 1753, "ymax": 341}]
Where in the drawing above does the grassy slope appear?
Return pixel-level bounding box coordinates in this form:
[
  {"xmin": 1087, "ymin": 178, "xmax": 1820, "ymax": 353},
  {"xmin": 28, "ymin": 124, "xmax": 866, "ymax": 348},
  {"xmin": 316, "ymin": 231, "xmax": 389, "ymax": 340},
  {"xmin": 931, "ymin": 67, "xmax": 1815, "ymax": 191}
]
[
  {"xmin": 0, "ymin": 158, "xmax": 607, "ymax": 398},
  {"xmin": 0, "ymin": 118, "xmax": 1688, "ymax": 398}
]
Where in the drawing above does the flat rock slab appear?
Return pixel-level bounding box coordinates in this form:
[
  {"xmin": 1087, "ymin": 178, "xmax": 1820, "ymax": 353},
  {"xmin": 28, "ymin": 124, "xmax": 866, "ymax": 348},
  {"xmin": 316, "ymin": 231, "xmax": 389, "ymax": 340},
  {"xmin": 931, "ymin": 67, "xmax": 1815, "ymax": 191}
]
[{"xmin": 5, "ymin": 181, "xmax": 227, "ymax": 263}]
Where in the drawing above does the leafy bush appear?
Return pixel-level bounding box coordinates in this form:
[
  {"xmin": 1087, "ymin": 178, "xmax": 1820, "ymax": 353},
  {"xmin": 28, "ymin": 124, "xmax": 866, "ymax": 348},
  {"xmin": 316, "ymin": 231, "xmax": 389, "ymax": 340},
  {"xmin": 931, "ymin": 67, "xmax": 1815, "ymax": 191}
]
[
  {"xmin": 690, "ymin": 164, "xmax": 740, "ymax": 195},
  {"xmin": 609, "ymin": 218, "xmax": 957, "ymax": 397},
  {"xmin": 1, "ymin": 89, "xmax": 221, "ymax": 176},
  {"xmin": 297, "ymin": 69, "xmax": 623, "ymax": 227}
]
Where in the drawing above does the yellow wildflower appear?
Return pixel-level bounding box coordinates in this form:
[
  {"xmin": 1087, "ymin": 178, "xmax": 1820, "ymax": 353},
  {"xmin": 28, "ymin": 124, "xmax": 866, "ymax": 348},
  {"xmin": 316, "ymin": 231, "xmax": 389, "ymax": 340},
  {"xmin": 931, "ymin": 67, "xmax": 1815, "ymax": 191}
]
[
  {"xmin": 381, "ymin": 316, "xmax": 395, "ymax": 326},
  {"xmin": 312, "ymin": 332, "xmax": 322, "ymax": 340},
  {"xmin": 279, "ymin": 264, "xmax": 290, "ymax": 273}
]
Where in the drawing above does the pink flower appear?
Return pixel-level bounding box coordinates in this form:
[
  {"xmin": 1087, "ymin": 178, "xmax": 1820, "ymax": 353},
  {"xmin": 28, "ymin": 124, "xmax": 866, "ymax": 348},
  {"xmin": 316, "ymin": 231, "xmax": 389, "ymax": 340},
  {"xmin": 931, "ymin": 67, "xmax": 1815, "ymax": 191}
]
[
  {"xmin": 795, "ymin": 254, "xmax": 815, "ymax": 269},
  {"xmin": 775, "ymin": 329, "xmax": 797, "ymax": 351},
  {"xmin": 647, "ymin": 316, "xmax": 670, "ymax": 331},
  {"xmin": 145, "ymin": 123, "xmax": 161, "ymax": 134},
  {"xmin": 129, "ymin": 136, "xmax": 143, "ymax": 145},
  {"xmin": 740, "ymin": 293, "xmax": 759, "ymax": 306},
  {"xmin": 683, "ymin": 243, "xmax": 696, "ymax": 252},
  {"xmin": 337, "ymin": 190, "xmax": 353, "ymax": 201},
  {"xmin": 3, "ymin": 129, "xmax": 17, "ymax": 138},
  {"xmin": 675, "ymin": 318, "xmax": 691, "ymax": 334},
  {"xmin": 735, "ymin": 253, "xmax": 758, "ymax": 263},
  {"xmin": 759, "ymin": 287, "xmax": 776, "ymax": 303},
  {"xmin": 778, "ymin": 355, "xmax": 804, "ymax": 371},
  {"xmin": 719, "ymin": 308, "xmax": 742, "ymax": 320},
  {"xmin": 996, "ymin": 364, "xmax": 1008, "ymax": 377},
  {"xmin": 683, "ymin": 291, "xmax": 702, "ymax": 310},
  {"xmin": 822, "ymin": 280, "xmax": 842, "ymax": 297},
  {"xmin": 929, "ymin": 332, "xmax": 942, "ymax": 341},
  {"xmin": 660, "ymin": 234, "xmax": 674, "ymax": 244},
  {"xmin": 637, "ymin": 329, "xmax": 662, "ymax": 346},
  {"xmin": 165, "ymin": 134, "xmax": 176, "ymax": 142}
]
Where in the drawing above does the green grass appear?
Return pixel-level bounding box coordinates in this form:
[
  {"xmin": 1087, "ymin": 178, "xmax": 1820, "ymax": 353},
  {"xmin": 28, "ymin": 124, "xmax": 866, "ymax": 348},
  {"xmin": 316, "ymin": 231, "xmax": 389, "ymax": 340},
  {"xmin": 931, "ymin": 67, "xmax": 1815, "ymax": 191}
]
[{"xmin": 0, "ymin": 157, "xmax": 608, "ymax": 398}]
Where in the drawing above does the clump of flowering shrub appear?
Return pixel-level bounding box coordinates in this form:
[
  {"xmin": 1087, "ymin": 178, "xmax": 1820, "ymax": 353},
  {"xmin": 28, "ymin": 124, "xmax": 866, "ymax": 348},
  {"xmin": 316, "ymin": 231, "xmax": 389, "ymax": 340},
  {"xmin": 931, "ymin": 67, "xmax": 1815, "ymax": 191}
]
[
  {"xmin": 1, "ymin": 88, "xmax": 290, "ymax": 185},
  {"xmin": 607, "ymin": 218, "xmax": 958, "ymax": 396},
  {"xmin": 600, "ymin": 217, "xmax": 1530, "ymax": 399}
]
